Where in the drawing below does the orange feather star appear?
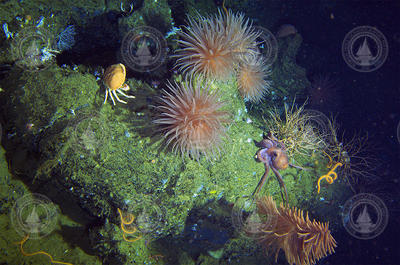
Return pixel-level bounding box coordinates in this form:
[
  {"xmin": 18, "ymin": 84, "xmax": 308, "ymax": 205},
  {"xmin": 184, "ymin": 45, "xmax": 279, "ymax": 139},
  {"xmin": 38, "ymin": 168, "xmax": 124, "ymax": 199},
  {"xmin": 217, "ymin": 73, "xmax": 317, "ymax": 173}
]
[{"xmin": 246, "ymin": 196, "xmax": 337, "ymax": 265}]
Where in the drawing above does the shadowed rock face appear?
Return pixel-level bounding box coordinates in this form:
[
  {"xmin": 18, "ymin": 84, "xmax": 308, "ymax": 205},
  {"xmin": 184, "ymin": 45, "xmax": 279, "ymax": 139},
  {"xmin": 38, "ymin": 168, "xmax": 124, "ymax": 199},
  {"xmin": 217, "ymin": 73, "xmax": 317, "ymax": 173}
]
[{"xmin": 276, "ymin": 24, "xmax": 298, "ymax": 38}]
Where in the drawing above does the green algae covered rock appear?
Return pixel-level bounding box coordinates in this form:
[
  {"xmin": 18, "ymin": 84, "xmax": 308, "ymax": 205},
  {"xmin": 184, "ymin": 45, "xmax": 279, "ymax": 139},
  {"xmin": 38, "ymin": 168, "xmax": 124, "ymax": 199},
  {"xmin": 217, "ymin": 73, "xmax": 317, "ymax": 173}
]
[
  {"xmin": 18, "ymin": 66, "xmax": 98, "ymax": 128},
  {"xmin": 118, "ymin": 0, "xmax": 173, "ymax": 38},
  {"xmin": 272, "ymin": 33, "xmax": 310, "ymax": 101},
  {"xmin": 0, "ymin": 52, "xmax": 319, "ymax": 264},
  {"xmin": 27, "ymin": 69, "xmax": 320, "ymax": 264},
  {"xmin": 0, "ymin": 1, "xmax": 338, "ymax": 264},
  {"xmin": 0, "ymin": 62, "xmax": 319, "ymax": 265},
  {"xmin": 0, "ymin": 10, "xmax": 320, "ymax": 264}
]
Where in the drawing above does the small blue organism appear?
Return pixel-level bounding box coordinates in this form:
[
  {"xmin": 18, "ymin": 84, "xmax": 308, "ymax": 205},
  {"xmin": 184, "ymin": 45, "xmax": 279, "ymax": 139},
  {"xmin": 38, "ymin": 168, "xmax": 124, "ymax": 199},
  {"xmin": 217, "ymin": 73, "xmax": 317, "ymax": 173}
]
[
  {"xmin": 2, "ymin": 23, "xmax": 13, "ymax": 39},
  {"xmin": 57, "ymin": 25, "xmax": 76, "ymax": 51},
  {"xmin": 36, "ymin": 16, "xmax": 45, "ymax": 27}
]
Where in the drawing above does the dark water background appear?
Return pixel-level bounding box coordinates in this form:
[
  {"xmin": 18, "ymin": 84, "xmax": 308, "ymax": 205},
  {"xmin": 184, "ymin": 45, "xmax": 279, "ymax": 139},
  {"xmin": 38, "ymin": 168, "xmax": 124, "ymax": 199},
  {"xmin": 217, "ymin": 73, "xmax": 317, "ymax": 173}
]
[{"xmin": 275, "ymin": 0, "xmax": 400, "ymax": 264}]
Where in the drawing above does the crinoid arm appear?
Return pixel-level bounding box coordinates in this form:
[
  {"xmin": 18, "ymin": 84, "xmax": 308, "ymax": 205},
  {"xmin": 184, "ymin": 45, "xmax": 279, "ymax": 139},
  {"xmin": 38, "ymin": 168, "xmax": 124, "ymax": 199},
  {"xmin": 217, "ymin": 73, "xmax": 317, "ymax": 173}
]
[{"xmin": 246, "ymin": 196, "xmax": 337, "ymax": 265}]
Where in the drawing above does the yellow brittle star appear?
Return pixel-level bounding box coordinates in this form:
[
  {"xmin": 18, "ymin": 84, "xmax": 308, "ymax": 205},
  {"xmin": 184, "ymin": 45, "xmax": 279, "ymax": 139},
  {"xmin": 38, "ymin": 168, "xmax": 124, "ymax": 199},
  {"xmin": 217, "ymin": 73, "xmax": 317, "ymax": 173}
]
[
  {"xmin": 117, "ymin": 208, "xmax": 142, "ymax": 243},
  {"xmin": 15, "ymin": 234, "xmax": 73, "ymax": 265},
  {"xmin": 222, "ymin": 0, "xmax": 228, "ymax": 15},
  {"xmin": 317, "ymin": 162, "xmax": 343, "ymax": 193},
  {"xmin": 322, "ymin": 150, "xmax": 334, "ymax": 168}
]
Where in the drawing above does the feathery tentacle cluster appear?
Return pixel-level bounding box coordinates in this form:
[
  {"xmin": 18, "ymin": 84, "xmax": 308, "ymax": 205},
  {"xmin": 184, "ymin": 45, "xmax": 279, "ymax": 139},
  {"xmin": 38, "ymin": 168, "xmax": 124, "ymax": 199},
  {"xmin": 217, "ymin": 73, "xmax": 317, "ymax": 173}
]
[
  {"xmin": 154, "ymin": 81, "xmax": 228, "ymax": 160},
  {"xmin": 237, "ymin": 55, "xmax": 272, "ymax": 103},
  {"xmin": 247, "ymin": 196, "xmax": 336, "ymax": 265},
  {"xmin": 175, "ymin": 10, "xmax": 260, "ymax": 80}
]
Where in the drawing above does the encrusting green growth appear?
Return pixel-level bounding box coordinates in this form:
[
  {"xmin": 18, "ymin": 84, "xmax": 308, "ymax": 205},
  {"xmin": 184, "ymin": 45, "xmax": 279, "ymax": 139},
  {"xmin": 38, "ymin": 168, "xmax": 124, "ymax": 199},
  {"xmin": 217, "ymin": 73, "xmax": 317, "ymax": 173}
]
[
  {"xmin": 0, "ymin": 3, "xmax": 342, "ymax": 263},
  {"xmin": 9, "ymin": 53, "xmax": 328, "ymax": 265}
]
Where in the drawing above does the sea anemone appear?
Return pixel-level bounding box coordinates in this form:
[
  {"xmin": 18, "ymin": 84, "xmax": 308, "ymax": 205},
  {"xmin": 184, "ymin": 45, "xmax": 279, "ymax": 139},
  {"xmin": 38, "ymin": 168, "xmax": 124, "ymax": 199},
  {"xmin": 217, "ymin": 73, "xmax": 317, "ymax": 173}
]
[
  {"xmin": 153, "ymin": 81, "xmax": 228, "ymax": 160},
  {"xmin": 246, "ymin": 196, "xmax": 336, "ymax": 265},
  {"xmin": 174, "ymin": 10, "xmax": 259, "ymax": 80},
  {"xmin": 222, "ymin": 10, "xmax": 260, "ymax": 59},
  {"xmin": 237, "ymin": 55, "xmax": 271, "ymax": 103}
]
